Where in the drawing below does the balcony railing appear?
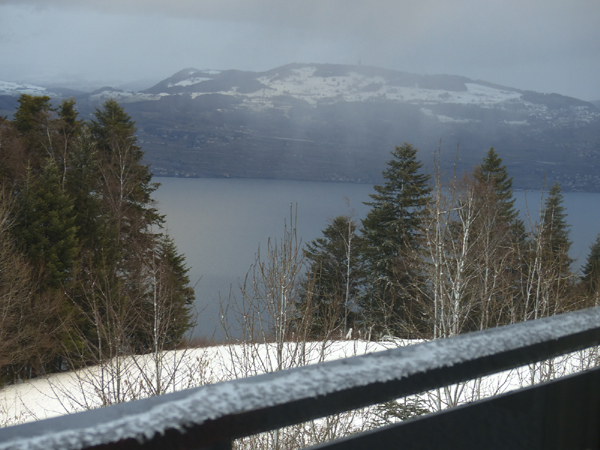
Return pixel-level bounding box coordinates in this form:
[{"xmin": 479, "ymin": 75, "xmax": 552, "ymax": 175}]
[{"xmin": 1, "ymin": 307, "xmax": 600, "ymax": 450}]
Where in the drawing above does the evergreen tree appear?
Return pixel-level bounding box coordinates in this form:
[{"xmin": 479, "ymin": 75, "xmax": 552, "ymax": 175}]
[
  {"xmin": 13, "ymin": 94, "xmax": 53, "ymax": 135},
  {"xmin": 65, "ymin": 126, "xmax": 106, "ymax": 253},
  {"xmin": 301, "ymin": 215, "xmax": 362, "ymax": 337},
  {"xmin": 361, "ymin": 143, "xmax": 431, "ymax": 336},
  {"xmin": 155, "ymin": 234, "xmax": 196, "ymax": 344},
  {"xmin": 581, "ymin": 234, "xmax": 600, "ymax": 304},
  {"xmin": 541, "ymin": 182, "xmax": 573, "ymax": 274},
  {"xmin": 471, "ymin": 147, "xmax": 529, "ymax": 322},
  {"xmin": 88, "ymin": 100, "xmax": 193, "ymax": 350},
  {"xmin": 0, "ymin": 115, "xmax": 28, "ymax": 185},
  {"xmin": 57, "ymin": 98, "xmax": 80, "ymax": 129},
  {"xmin": 15, "ymin": 160, "xmax": 78, "ymax": 290},
  {"xmin": 474, "ymin": 147, "xmax": 521, "ymax": 228},
  {"xmin": 90, "ymin": 99, "xmax": 161, "ymax": 249},
  {"xmin": 55, "ymin": 98, "xmax": 83, "ymax": 188},
  {"xmin": 0, "ymin": 97, "xmax": 196, "ymax": 377},
  {"xmin": 12, "ymin": 95, "xmax": 54, "ymax": 167}
]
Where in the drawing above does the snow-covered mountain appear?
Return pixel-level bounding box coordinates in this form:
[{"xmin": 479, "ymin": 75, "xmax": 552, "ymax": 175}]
[
  {"xmin": 2, "ymin": 63, "xmax": 596, "ymax": 121},
  {"xmin": 0, "ymin": 80, "xmax": 56, "ymax": 97},
  {"xmin": 1, "ymin": 63, "xmax": 599, "ymax": 190},
  {"xmin": 139, "ymin": 64, "xmax": 598, "ymax": 125}
]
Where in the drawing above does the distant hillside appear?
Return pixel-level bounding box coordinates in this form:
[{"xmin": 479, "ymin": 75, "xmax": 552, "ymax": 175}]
[{"xmin": 2, "ymin": 64, "xmax": 600, "ymax": 191}]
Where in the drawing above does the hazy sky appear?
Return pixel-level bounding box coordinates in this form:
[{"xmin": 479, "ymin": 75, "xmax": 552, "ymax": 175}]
[{"xmin": 1, "ymin": 0, "xmax": 599, "ymax": 100}]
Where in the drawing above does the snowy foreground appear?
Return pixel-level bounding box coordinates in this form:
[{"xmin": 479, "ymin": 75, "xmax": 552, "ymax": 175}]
[{"xmin": 1, "ymin": 339, "xmax": 597, "ymax": 438}]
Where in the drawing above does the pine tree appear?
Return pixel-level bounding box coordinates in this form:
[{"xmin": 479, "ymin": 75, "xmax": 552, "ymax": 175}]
[
  {"xmin": 301, "ymin": 215, "xmax": 362, "ymax": 337},
  {"xmin": 55, "ymin": 98, "xmax": 83, "ymax": 188},
  {"xmin": 0, "ymin": 115, "xmax": 28, "ymax": 185},
  {"xmin": 582, "ymin": 234, "xmax": 600, "ymax": 305},
  {"xmin": 474, "ymin": 147, "xmax": 521, "ymax": 228},
  {"xmin": 361, "ymin": 143, "xmax": 431, "ymax": 336},
  {"xmin": 87, "ymin": 99, "xmax": 193, "ymax": 350},
  {"xmin": 13, "ymin": 94, "xmax": 53, "ymax": 135},
  {"xmin": 0, "ymin": 97, "xmax": 196, "ymax": 377},
  {"xmin": 57, "ymin": 98, "xmax": 80, "ymax": 129},
  {"xmin": 155, "ymin": 233, "xmax": 196, "ymax": 345},
  {"xmin": 12, "ymin": 95, "xmax": 54, "ymax": 168},
  {"xmin": 471, "ymin": 147, "xmax": 531, "ymax": 323},
  {"xmin": 541, "ymin": 182, "xmax": 573, "ymax": 274},
  {"xmin": 15, "ymin": 160, "xmax": 79, "ymax": 290},
  {"xmin": 90, "ymin": 99, "xmax": 161, "ymax": 250}
]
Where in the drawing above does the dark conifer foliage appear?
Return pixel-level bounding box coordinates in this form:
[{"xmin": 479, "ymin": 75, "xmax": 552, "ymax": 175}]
[
  {"xmin": 360, "ymin": 143, "xmax": 431, "ymax": 336},
  {"xmin": 15, "ymin": 161, "xmax": 79, "ymax": 290},
  {"xmin": 155, "ymin": 234, "xmax": 196, "ymax": 344},
  {"xmin": 91, "ymin": 99, "xmax": 162, "ymax": 253},
  {"xmin": 541, "ymin": 182, "xmax": 573, "ymax": 273},
  {"xmin": 301, "ymin": 215, "xmax": 363, "ymax": 337},
  {"xmin": 13, "ymin": 95, "xmax": 54, "ymax": 170},
  {"xmin": 0, "ymin": 95, "xmax": 195, "ymax": 380},
  {"xmin": 362, "ymin": 143, "xmax": 431, "ymax": 273},
  {"xmin": 582, "ymin": 234, "xmax": 600, "ymax": 302},
  {"xmin": 474, "ymin": 147, "xmax": 522, "ymax": 231},
  {"xmin": 13, "ymin": 95, "xmax": 52, "ymax": 135}
]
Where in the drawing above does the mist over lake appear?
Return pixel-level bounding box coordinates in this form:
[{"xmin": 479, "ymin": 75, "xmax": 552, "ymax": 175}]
[{"xmin": 154, "ymin": 177, "xmax": 600, "ymax": 338}]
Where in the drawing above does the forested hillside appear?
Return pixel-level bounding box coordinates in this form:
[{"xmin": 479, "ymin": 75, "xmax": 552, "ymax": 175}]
[{"xmin": 0, "ymin": 95, "xmax": 195, "ymax": 384}]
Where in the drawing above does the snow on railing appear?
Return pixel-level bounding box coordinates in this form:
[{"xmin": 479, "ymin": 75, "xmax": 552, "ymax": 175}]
[{"xmin": 1, "ymin": 307, "xmax": 600, "ymax": 450}]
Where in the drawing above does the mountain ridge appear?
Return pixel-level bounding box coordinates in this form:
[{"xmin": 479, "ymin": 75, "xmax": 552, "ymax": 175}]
[{"xmin": 1, "ymin": 63, "xmax": 599, "ymax": 191}]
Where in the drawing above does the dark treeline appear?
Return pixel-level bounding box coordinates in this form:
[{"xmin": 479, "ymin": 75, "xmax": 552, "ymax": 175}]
[
  {"xmin": 299, "ymin": 144, "xmax": 600, "ymax": 340},
  {"xmin": 0, "ymin": 95, "xmax": 194, "ymax": 384}
]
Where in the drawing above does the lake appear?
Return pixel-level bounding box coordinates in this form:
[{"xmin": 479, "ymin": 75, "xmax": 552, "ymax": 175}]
[{"xmin": 153, "ymin": 177, "xmax": 600, "ymax": 338}]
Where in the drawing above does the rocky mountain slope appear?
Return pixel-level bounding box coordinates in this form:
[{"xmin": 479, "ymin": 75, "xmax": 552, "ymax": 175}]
[{"xmin": 2, "ymin": 63, "xmax": 599, "ymax": 191}]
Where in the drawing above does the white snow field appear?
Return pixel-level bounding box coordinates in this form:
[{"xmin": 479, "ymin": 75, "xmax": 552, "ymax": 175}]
[
  {"xmin": 184, "ymin": 66, "xmax": 522, "ymax": 111},
  {"xmin": 1, "ymin": 338, "xmax": 597, "ymax": 433}
]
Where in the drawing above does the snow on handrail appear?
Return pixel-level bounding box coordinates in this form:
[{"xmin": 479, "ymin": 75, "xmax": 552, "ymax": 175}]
[{"xmin": 1, "ymin": 307, "xmax": 600, "ymax": 450}]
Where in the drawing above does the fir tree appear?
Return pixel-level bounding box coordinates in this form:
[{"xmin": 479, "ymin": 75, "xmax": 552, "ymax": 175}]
[
  {"xmin": 582, "ymin": 234, "xmax": 600, "ymax": 304},
  {"xmin": 541, "ymin": 182, "xmax": 573, "ymax": 274},
  {"xmin": 63, "ymin": 123, "xmax": 120, "ymax": 278},
  {"xmin": 57, "ymin": 98, "xmax": 80, "ymax": 129},
  {"xmin": 0, "ymin": 97, "xmax": 197, "ymax": 377},
  {"xmin": 90, "ymin": 99, "xmax": 161, "ymax": 247},
  {"xmin": 13, "ymin": 94, "xmax": 52, "ymax": 135},
  {"xmin": 474, "ymin": 147, "xmax": 520, "ymax": 227},
  {"xmin": 88, "ymin": 100, "xmax": 193, "ymax": 350},
  {"xmin": 361, "ymin": 143, "xmax": 431, "ymax": 336},
  {"xmin": 15, "ymin": 160, "xmax": 78, "ymax": 290},
  {"xmin": 301, "ymin": 215, "xmax": 362, "ymax": 337},
  {"xmin": 156, "ymin": 234, "xmax": 196, "ymax": 344},
  {"xmin": 12, "ymin": 95, "xmax": 54, "ymax": 168},
  {"xmin": 55, "ymin": 98, "xmax": 83, "ymax": 188}
]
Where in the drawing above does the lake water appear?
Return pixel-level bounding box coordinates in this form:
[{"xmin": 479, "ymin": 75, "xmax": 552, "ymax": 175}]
[{"xmin": 153, "ymin": 177, "xmax": 600, "ymax": 338}]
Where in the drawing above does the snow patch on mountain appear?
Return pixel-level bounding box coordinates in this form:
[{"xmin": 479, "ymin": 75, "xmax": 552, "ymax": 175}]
[
  {"xmin": 168, "ymin": 77, "xmax": 213, "ymax": 88},
  {"xmin": 421, "ymin": 108, "xmax": 474, "ymax": 124},
  {"xmin": 0, "ymin": 81, "xmax": 52, "ymax": 97},
  {"xmin": 89, "ymin": 89, "xmax": 135, "ymax": 100},
  {"xmin": 180, "ymin": 65, "xmax": 522, "ymax": 114}
]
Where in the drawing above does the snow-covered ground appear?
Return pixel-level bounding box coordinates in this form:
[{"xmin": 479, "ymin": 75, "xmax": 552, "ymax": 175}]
[
  {"xmin": 1, "ymin": 339, "xmax": 597, "ymax": 431},
  {"xmin": 0, "ymin": 340, "xmax": 386, "ymax": 427}
]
